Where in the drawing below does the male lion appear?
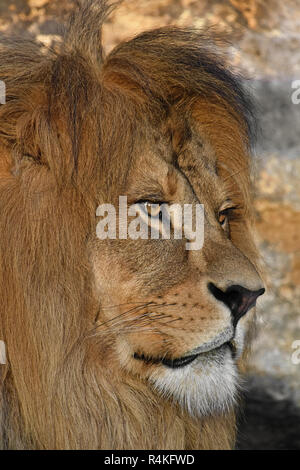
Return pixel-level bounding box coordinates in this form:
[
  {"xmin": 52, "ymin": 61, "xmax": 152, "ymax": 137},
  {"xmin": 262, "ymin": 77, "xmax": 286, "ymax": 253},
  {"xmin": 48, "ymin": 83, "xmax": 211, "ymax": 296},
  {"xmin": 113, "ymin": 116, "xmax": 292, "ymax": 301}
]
[{"xmin": 0, "ymin": 0, "xmax": 264, "ymax": 449}]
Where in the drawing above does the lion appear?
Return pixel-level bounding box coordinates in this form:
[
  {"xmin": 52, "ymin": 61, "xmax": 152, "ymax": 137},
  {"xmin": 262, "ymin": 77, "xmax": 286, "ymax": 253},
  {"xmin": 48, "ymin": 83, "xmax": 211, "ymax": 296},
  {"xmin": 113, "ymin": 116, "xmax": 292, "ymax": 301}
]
[{"xmin": 0, "ymin": 0, "xmax": 264, "ymax": 450}]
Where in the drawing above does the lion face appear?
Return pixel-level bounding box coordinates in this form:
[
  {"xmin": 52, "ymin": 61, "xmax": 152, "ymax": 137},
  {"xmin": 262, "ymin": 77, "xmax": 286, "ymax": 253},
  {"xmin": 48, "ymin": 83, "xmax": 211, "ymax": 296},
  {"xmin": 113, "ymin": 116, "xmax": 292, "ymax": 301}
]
[
  {"xmin": 0, "ymin": 2, "xmax": 266, "ymax": 448},
  {"xmin": 90, "ymin": 113, "xmax": 264, "ymax": 418}
]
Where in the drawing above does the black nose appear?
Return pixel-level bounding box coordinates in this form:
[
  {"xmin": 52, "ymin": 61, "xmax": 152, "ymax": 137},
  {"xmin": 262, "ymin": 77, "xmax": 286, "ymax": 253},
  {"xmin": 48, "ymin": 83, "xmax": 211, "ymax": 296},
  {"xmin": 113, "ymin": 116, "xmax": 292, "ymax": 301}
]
[{"xmin": 208, "ymin": 283, "xmax": 265, "ymax": 327}]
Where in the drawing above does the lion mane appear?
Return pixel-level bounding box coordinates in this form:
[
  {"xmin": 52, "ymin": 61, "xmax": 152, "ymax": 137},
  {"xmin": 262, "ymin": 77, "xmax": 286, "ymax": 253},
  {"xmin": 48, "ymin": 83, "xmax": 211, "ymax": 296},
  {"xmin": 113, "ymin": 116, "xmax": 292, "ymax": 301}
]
[{"xmin": 0, "ymin": 1, "xmax": 262, "ymax": 450}]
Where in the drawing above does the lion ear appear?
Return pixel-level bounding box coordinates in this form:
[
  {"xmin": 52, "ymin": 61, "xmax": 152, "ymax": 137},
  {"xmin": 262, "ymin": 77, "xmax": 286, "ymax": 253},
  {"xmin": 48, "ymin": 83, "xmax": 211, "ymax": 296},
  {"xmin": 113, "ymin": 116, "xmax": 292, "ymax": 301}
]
[
  {"xmin": 0, "ymin": 1, "xmax": 118, "ymax": 180},
  {"xmin": 0, "ymin": 78, "xmax": 64, "ymax": 180},
  {"xmin": 0, "ymin": 35, "xmax": 62, "ymax": 177},
  {"xmin": 65, "ymin": 0, "xmax": 118, "ymax": 67}
]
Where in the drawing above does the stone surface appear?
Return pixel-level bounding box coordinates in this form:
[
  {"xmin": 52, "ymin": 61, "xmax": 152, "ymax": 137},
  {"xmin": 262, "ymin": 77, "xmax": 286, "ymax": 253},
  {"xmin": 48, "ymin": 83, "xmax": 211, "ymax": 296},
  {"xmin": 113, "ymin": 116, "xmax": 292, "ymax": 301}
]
[{"xmin": 0, "ymin": 0, "xmax": 299, "ymax": 450}]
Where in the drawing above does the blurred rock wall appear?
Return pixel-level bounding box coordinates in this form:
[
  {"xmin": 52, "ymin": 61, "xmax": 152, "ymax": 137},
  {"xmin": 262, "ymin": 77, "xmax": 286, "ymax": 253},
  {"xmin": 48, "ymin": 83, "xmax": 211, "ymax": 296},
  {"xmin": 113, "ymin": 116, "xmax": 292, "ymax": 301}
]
[{"xmin": 0, "ymin": 0, "xmax": 299, "ymax": 449}]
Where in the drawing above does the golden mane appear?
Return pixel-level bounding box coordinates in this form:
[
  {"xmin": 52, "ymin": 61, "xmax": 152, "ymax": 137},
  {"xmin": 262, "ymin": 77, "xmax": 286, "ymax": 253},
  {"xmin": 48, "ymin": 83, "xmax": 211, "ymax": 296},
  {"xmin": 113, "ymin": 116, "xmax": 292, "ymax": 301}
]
[{"xmin": 0, "ymin": 1, "xmax": 260, "ymax": 449}]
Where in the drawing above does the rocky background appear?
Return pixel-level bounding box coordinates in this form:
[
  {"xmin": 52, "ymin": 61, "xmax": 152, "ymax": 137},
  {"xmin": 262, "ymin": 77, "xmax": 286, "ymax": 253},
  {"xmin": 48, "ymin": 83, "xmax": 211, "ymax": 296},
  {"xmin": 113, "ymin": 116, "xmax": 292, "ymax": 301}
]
[{"xmin": 0, "ymin": 0, "xmax": 299, "ymax": 450}]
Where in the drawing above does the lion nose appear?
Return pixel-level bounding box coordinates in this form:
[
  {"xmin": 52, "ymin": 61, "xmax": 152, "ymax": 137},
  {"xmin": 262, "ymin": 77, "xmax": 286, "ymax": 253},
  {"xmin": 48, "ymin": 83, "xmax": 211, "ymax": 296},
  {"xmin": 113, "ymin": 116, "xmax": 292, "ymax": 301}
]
[{"xmin": 208, "ymin": 283, "xmax": 265, "ymax": 327}]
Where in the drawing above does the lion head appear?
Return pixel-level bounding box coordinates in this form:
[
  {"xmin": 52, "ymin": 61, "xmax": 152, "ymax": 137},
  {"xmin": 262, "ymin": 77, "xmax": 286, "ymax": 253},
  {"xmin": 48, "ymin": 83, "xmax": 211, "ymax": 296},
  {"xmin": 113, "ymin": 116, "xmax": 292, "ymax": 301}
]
[{"xmin": 0, "ymin": 1, "xmax": 264, "ymax": 450}]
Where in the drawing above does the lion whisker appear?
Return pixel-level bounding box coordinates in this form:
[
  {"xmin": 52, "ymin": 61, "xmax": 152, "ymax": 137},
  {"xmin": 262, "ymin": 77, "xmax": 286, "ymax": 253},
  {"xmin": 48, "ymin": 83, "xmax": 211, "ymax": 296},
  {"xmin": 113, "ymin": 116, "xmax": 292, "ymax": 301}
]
[
  {"xmin": 100, "ymin": 301, "xmax": 152, "ymax": 310},
  {"xmin": 90, "ymin": 310, "xmax": 174, "ymax": 336},
  {"xmin": 95, "ymin": 302, "xmax": 154, "ymax": 328}
]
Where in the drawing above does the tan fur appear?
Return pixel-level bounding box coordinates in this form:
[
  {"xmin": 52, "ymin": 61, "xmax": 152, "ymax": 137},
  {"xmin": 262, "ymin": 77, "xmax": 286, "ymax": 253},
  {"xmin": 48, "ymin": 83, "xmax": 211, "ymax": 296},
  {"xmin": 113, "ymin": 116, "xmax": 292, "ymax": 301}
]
[{"xmin": 0, "ymin": 1, "xmax": 263, "ymax": 449}]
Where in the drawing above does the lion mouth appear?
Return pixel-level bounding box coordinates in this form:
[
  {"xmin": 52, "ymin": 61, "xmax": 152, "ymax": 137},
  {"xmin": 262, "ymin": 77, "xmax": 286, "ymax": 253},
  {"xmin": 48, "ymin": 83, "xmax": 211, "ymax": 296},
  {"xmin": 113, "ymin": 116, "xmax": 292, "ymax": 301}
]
[
  {"xmin": 134, "ymin": 340, "xmax": 237, "ymax": 369},
  {"xmin": 134, "ymin": 351, "xmax": 200, "ymax": 368}
]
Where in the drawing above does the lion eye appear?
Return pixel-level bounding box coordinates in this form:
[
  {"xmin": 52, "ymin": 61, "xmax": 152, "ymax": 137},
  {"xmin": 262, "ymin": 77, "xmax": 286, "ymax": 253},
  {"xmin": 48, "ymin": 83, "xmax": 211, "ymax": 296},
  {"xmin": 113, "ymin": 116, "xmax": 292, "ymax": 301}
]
[
  {"xmin": 218, "ymin": 211, "xmax": 227, "ymax": 226},
  {"xmin": 144, "ymin": 202, "xmax": 161, "ymax": 217},
  {"xmin": 137, "ymin": 200, "xmax": 166, "ymax": 218},
  {"xmin": 218, "ymin": 204, "xmax": 240, "ymax": 230},
  {"xmin": 218, "ymin": 207, "xmax": 234, "ymax": 227}
]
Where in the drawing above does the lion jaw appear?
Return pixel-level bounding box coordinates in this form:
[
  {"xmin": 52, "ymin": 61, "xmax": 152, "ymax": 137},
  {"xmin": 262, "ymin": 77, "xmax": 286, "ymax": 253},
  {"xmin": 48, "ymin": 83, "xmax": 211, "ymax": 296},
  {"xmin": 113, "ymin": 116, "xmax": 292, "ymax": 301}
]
[
  {"xmin": 149, "ymin": 344, "xmax": 240, "ymax": 418},
  {"xmin": 147, "ymin": 323, "xmax": 247, "ymax": 418}
]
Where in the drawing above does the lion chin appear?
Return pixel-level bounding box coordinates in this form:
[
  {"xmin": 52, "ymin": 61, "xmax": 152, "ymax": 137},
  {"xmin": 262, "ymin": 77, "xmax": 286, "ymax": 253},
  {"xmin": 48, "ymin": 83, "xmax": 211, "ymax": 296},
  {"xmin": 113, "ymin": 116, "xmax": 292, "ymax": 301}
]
[
  {"xmin": 151, "ymin": 345, "xmax": 239, "ymax": 418},
  {"xmin": 133, "ymin": 324, "xmax": 246, "ymax": 418}
]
